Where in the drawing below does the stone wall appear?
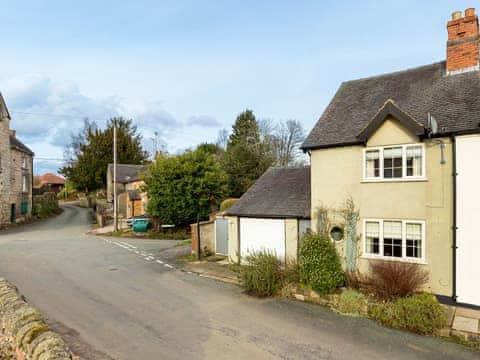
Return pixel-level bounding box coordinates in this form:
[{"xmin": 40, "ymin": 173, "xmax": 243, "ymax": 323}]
[
  {"xmin": 32, "ymin": 193, "xmax": 59, "ymax": 219},
  {"xmin": 0, "ymin": 278, "xmax": 72, "ymax": 359},
  {"xmin": 10, "ymin": 148, "xmax": 33, "ymax": 222},
  {"xmin": 0, "ymin": 116, "xmax": 11, "ymax": 226}
]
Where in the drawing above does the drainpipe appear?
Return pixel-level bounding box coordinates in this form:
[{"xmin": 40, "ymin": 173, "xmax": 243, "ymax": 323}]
[{"xmin": 451, "ymin": 136, "xmax": 457, "ymax": 302}]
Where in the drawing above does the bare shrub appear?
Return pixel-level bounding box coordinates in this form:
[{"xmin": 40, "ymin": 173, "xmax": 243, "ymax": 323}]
[{"xmin": 362, "ymin": 261, "xmax": 429, "ymax": 301}]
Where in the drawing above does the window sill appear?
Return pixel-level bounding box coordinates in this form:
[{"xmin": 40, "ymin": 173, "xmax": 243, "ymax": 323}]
[
  {"xmin": 360, "ymin": 254, "xmax": 427, "ymax": 265},
  {"xmin": 361, "ymin": 177, "xmax": 428, "ymax": 183}
]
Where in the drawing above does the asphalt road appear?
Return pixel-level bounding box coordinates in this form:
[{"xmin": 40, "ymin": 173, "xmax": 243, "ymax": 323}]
[{"xmin": 0, "ymin": 205, "xmax": 478, "ymax": 360}]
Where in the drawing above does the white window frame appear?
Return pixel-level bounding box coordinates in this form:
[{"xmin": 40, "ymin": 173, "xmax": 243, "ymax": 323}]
[
  {"xmin": 22, "ymin": 175, "xmax": 28, "ymax": 193},
  {"xmin": 362, "ymin": 143, "xmax": 426, "ymax": 182},
  {"xmin": 362, "ymin": 218, "xmax": 426, "ymax": 264}
]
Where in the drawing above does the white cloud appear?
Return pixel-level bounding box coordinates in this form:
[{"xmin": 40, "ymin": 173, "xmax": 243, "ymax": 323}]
[
  {"xmin": 186, "ymin": 115, "xmax": 220, "ymax": 127},
  {"xmin": 0, "ymin": 75, "xmax": 220, "ymax": 174}
]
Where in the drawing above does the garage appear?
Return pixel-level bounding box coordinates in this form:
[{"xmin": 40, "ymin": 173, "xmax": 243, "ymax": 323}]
[
  {"xmin": 225, "ymin": 166, "xmax": 311, "ymax": 263},
  {"xmin": 240, "ymin": 218, "xmax": 285, "ymax": 260}
]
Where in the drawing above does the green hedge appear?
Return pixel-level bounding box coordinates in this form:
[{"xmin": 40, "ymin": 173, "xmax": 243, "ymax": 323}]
[
  {"xmin": 369, "ymin": 293, "xmax": 446, "ymax": 335},
  {"xmin": 299, "ymin": 233, "xmax": 344, "ymax": 294}
]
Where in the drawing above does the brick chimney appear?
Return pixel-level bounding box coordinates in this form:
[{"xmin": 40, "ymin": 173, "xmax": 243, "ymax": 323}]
[{"xmin": 446, "ymin": 8, "xmax": 480, "ymax": 74}]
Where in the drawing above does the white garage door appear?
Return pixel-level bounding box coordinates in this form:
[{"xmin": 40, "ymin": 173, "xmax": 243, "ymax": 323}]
[
  {"xmin": 240, "ymin": 218, "xmax": 285, "ymax": 261},
  {"xmin": 456, "ymin": 135, "xmax": 480, "ymax": 306}
]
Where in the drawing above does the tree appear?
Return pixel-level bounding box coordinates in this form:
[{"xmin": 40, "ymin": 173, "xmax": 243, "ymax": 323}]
[
  {"xmin": 144, "ymin": 147, "xmax": 228, "ymax": 226},
  {"xmin": 223, "ymin": 110, "xmax": 275, "ymax": 197},
  {"xmin": 272, "ymin": 119, "xmax": 306, "ymax": 166},
  {"xmin": 215, "ymin": 128, "xmax": 229, "ymax": 151},
  {"xmin": 61, "ymin": 118, "xmax": 148, "ymax": 192}
]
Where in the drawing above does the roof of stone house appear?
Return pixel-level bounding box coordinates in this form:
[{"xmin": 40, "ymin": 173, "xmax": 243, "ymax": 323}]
[
  {"xmin": 35, "ymin": 173, "xmax": 65, "ymax": 188},
  {"xmin": 127, "ymin": 190, "xmax": 142, "ymax": 201},
  {"xmin": 226, "ymin": 166, "xmax": 311, "ymax": 219},
  {"xmin": 10, "ymin": 135, "xmax": 34, "ymax": 155},
  {"xmin": 302, "ymin": 61, "xmax": 480, "ymax": 149},
  {"xmin": 0, "ymin": 92, "xmax": 10, "ymax": 119},
  {"xmin": 108, "ymin": 164, "xmax": 147, "ymax": 184}
]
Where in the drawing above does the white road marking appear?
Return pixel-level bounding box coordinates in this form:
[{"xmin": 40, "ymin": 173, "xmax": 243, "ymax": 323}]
[{"xmin": 99, "ymin": 238, "xmax": 175, "ymax": 270}]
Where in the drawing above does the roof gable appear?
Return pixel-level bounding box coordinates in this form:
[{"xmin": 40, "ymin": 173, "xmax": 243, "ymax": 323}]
[
  {"xmin": 0, "ymin": 92, "xmax": 10, "ymax": 120},
  {"xmin": 302, "ymin": 62, "xmax": 480, "ymax": 150},
  {"xmin": 357, "ymin": 100, "xmax": 425, "ymax": 142}
]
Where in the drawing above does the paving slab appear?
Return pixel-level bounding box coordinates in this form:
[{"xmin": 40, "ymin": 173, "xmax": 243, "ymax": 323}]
[
  {"xmin": 452, "ymin": 316, "xmax": 480, "ymax": 334},
  {"xmin": 456, "ymin": 307, "xmax": 480, "ymax": 319}
]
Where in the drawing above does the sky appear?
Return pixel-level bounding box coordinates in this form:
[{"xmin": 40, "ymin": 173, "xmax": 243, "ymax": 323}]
[{"xmin": 0, "ymin": 0, "xmax": 475, "ymax": 175}]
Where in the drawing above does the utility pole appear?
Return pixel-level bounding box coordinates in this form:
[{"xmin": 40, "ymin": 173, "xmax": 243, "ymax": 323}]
[{"xmin": 113, "ymin": 122, "xmax": 118, "ymax": 232}]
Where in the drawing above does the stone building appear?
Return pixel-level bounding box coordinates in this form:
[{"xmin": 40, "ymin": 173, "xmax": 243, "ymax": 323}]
[{"xmin": 0, "ymin": 93, "xmax": 34, "ymax": 226}]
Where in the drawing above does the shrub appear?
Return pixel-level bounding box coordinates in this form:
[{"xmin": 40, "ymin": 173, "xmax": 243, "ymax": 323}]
[
  {"xmin": 219, "ymin": 198, "xmax": 239, "ymax": 212},
  {"xmin": 298, "ymin": 232, "xmax": 344, "ymax": 294},
  {"xmin": 362, "ymin": 261, "xmax": 429, "ymax": 301},
  {"xmin": 336, "ymin": 290, "xmax": 367, "ymax": 315},
  {"xmin": 240, "ymin": 251, "xmax": 282, "ymax": 297},
  {"xmin": 369, "ymin": 293, "xmax": 446, "ymax": 335},
  {"xmin": 281, "ymin": 260, "xmax": 300, "ymax": 285}
]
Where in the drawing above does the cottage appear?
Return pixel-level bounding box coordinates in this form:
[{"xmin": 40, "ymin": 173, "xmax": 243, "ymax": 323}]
[
  {"xmin": 107, "ymin": 163, "xmax": 148, "ymax": 218},
  {"xmin": 0, "ymin": 93, "xmax": 34, "ymax": 226},
  {"xmin": 34, "ymin": 173, "xmax": 65, "ymax": 194},
  {"xmin": 227, "ymin": 8, "xmax": 480, "ymax": 308}
]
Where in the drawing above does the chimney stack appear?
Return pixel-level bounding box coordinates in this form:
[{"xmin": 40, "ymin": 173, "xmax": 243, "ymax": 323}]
[
  {"xmin": 447, "ymin": 8, "xmax": 480, "ymax": 75},
  {"xmin": 446, "ymin": 8, "xmax": 480, "ymax": 74}
]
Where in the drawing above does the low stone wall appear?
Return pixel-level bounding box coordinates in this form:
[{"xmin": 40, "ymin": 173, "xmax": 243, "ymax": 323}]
[
  {"xmin": 0, "ymin": 279, "xmax": 72, "ymax": 359},
  {"xmin": 32, "ymin": 193, "xmax": 59, "ymax": 219}
]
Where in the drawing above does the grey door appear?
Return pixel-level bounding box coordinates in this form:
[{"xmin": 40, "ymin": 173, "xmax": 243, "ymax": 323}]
[{"xmin": 215, "ymin": 219, "xmax": 229, "ymax": 255}]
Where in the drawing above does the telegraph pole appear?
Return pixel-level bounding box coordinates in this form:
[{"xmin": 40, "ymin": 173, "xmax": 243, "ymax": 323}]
[{"xmin": 113, "ymin": 122, "xmax": 118, "ymax": 232}]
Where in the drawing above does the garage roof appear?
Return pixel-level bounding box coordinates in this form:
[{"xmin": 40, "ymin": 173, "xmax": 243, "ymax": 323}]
[{"xmin": 226, "ymin": 166, "xmax": 310, "ymax": 219}]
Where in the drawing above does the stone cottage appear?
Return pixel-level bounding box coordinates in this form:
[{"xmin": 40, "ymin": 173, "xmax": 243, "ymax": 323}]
[{"xmin": 0, "ymin": 93, "xmax": 34, "ymax": 226}]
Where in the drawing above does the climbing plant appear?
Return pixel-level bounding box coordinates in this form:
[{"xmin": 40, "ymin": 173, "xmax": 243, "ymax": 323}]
[{"xmin": 341, "ymin": 197, "xmax": 359, "ymax": 272}]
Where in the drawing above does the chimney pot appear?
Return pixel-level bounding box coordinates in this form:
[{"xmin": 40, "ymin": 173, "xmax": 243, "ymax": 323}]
[
  {"xmin": 452, "ymin": 11, "xmax": 462, "ymax": 20},
  {"xmin": 465, "ymin": 8, "xmax": 476, "ymax": 17},
  {"xmin": 9, "ymin": 129, "xmax": 16, "ymax": 137}
]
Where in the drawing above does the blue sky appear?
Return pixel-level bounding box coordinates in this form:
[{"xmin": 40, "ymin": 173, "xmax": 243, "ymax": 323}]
[{"xmin": 0, "ymin": 0, "xmax": 475, "ymax": 174}]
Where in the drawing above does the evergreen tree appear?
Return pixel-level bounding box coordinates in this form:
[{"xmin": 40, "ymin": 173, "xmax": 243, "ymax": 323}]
[
  {"xmin": 61, "ymin": 118, "xmax": 148, "ymax": 192},
  {"xmin": 223, "ymin": 110, "xmax": 275, "ymax": 197}
]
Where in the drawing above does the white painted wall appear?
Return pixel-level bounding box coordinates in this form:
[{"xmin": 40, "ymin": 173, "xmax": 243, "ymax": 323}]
[{"xmin": 456, "ymin": 134, "xmax": 480, "ymax": 306}]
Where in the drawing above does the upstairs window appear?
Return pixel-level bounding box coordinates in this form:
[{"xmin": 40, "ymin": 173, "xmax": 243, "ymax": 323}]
[
  {"xmin": 22, "ymin": 175, "xmax": 28, "ymax": 193},
  {"xmin": 22, "ymin": 156, "xmax": 28, "ymax": 169},
  {"xmin": 363, "ymin": 144, "xmax": 425, "ymax": 181}
]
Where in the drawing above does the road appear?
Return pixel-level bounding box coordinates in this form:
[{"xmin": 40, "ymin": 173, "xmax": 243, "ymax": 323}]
[{"xmin": 0, "ymin": 205, "xmax": 477, "ymax": 360}]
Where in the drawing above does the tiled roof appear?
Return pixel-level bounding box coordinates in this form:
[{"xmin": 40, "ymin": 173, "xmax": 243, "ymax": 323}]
[
  {"xmin": 226, "ymin": 166, "xmax": 311, "ymax": 219},
  {"xmin": 108, "ymin": 164, "xmax": 147, "ymax": 184},
  {"xmin": 302, "ymin": 61, "xmax": 480, "ymax": 149},
  {"xmin": 35, "ymin": 173, "xmax": 65, "ymax": 186},
  {"xmin": 10, "ymin": 135, "xmax": 34, "ymax": 155}
]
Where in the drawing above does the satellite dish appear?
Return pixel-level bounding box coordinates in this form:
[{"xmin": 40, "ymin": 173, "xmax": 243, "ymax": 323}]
[{"xmin": 427, "ymin": 113, "xmax": 439, "ymax": 136}]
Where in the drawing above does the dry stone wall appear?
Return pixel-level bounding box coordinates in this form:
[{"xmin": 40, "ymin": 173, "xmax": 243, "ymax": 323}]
[{"xmin": 0, "ymin": 278, "xmax": 72, "ymax": 360}]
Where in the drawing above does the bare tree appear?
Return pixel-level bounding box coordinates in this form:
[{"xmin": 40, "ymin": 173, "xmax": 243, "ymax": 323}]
[
  {"xmin": 215, "ymin": 128, "xmax": 229, "ymax": 150},
  {"xmin": 273, "ymin": 119, "xmax": 306, "ymax": 166}
]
